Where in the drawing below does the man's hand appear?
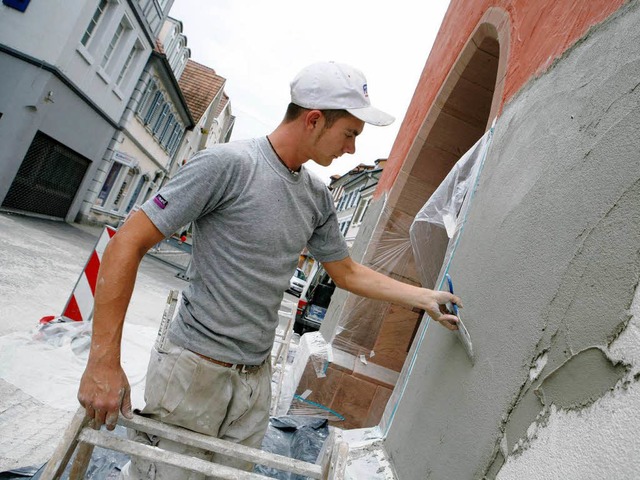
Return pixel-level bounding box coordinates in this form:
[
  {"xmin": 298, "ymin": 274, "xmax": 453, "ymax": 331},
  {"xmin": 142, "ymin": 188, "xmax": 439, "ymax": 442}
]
[
  {"xmin": 421, "ymin": 288, "xmax": 462, "ymax": 331},
  {"xmin": 323, "ymin": 257, "xmax": 463, "ymax": 330},
  {"xmin": 77, "ymin": 361, "xmax": 133, "ymax": 430}
]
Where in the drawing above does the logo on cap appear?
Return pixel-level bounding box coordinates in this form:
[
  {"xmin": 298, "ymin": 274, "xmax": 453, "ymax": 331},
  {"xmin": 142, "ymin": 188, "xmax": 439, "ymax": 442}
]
[{"xmin": 363, "ymin": 84, "xmax": 368, "ymax": 98}]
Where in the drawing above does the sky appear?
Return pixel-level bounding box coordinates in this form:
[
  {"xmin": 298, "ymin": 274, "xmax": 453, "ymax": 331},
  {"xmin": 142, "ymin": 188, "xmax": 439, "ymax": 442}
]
[{"xmin": 168, "ymin": 0, "xmax": 451, "ymax": 183}]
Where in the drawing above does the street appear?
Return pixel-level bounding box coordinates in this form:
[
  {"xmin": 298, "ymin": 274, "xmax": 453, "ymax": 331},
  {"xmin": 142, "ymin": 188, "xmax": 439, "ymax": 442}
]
[{"xmin": 0, "ymin": 212, "xmax": 299, "ymax": 474}]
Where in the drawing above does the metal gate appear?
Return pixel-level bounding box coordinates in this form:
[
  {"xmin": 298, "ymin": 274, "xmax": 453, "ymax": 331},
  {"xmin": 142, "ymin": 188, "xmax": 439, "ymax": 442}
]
[{"xmin": 2, "ymin": 131, "xmax": 90, "ymax": 218}]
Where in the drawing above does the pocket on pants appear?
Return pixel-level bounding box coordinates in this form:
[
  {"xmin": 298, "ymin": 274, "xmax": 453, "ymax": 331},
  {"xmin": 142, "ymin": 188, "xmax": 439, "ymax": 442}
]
[
  {"xmin": 142, "ymin": 342, "xmax": 198, "ymax": 416},
  {"xmin": 163, "ymin": 351, "xmax": 235, "ymax": 436}
]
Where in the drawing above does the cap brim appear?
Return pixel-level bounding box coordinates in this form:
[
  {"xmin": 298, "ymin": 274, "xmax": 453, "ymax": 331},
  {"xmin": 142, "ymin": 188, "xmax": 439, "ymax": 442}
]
[{"xmin": 347, "ymin": 106, "xmax": 395, "ymax": 126}]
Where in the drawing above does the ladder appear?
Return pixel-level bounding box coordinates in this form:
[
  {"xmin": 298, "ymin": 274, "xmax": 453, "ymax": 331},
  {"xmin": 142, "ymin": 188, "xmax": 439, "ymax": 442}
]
[
  {"xmin": 270, "ymin": 298, "xmax": 297, "ymax": 416},
  {"xmin": 38, "ymin": 406, "xmax": 348, "ymax": 480},
  {"xmin": 39, "ymin": 291, "xmax": 348, "ymax": 479}
]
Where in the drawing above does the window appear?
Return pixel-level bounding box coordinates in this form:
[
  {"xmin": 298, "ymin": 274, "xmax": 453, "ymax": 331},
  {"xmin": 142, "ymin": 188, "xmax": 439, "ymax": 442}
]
[
  {"xmin": 168, "ymin": 37, "xmax": 184, "ymax": 69},
  {"xmin": 353, "ymin": 197, "xmax": 371, "ymax": 225},
  {"xmin": 174, "ymin": 52, "xmax": 188, "ymax": 78},
  {"xmin": 137, "ymin": 80, "xmax": 158, "ymax": 115},
  {"xmin": 112, "ymin": 168, "xmax": 136, "ymax": 210},
  {"xmin": 342, "ymin": 192, "xmax": 354, "ymax": 210},
  {"xmin": 126, "ymin": 174, "xmax": 148, "ymax": 213},
  {"xmin": 116, "ymin": 42, "xmax": 139, "ymax": 85},
  {"xmin": 96, "ymin": 162, "xmax": 123, "ymax": 207},
  {"xmin": 349, "ymin": 191, "xmax": 360, "ymax": 208},
  {"xmin": 140, "ymin": 0, "xmax": 153, "ymax": 15},
  {"xmin": 101, "ymin": 21, "xmax": 125, "ymax": 68},
  {"xmin": 164, "ymin": 26, "xmax": 177, "ymax": 57},
  {"xmin": 152, "ymin": 104, "xmax": 170, "ymax": 136},
  {"xmin": 159, "ymin": 114, "xmax": 175, "ymax": 145},
  {"xmin": 167, "ymin": 124, "xmax": 183, "ymax": 154},
  {"xmin": 81, "ymin": 0, "xmax": 108, "ymax": 46},
  {"xmin": 143, "ymin": 91, "xmax": 163, "ymax": 124},
  {"xmin": 147, "ymin": 6, "xmax": 161, "ymax": 32}
]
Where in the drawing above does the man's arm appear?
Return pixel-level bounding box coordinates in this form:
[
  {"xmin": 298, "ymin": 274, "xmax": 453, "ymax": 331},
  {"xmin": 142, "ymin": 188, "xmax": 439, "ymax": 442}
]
[
  {"xmin": 322, "ymin": 256, "xmax": 462, "ymax": 330},
  {"xmin": 77, "ymin": 210, "xmax": 165, "ymax": 430}
]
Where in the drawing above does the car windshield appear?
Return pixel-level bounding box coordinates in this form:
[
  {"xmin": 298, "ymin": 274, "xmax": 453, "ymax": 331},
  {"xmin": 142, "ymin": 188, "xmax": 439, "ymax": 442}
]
[{"xmin": 295, "ymin": 269, "xmax": 306, "ymax": 281}]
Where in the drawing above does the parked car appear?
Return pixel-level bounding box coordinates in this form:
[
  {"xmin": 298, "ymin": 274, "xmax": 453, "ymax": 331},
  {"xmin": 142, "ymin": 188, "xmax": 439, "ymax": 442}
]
[
  {"xmin": 293, "ymin": 267, "xmax": 336, "ymax": 335},
  {"xmin": 286, "ymin": 268, "xmax": 307, "ymax": 296}
]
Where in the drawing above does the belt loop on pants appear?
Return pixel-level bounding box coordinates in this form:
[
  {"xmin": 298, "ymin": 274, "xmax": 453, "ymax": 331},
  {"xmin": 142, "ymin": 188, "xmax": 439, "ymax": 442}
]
[{"xmin": 193, "ymin": 351, "xmax": 263, "ymax": 373}]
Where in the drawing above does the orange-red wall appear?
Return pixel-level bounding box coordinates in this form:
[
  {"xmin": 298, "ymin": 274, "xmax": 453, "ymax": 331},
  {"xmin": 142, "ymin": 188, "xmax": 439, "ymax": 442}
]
[{"xmin": 376, "ymin": 0, "xmax": 626, "ymax": 194}]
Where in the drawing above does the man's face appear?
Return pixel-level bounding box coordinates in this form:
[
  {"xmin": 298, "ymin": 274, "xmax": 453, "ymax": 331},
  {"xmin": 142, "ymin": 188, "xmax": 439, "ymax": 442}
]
[{"xmin": 310, "ymin": 114, "xmax": 365, "ymax": 167}]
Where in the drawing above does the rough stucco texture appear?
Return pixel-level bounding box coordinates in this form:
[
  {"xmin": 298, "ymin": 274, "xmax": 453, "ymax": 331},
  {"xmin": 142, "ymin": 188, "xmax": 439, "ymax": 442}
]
[
  {"xmin": 383, "ymin": 3, "xmax": 640, "ymax": 479},
  {"xmin": 495, "ymin": 287, "xmax": 640, "ymax": 479}
]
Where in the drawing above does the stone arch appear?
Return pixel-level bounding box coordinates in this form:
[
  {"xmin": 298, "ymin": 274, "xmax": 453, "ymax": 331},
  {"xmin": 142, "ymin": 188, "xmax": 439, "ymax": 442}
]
[{"xmin": 386, "ymin": 7, "xmax": 509, "ymax": 226}]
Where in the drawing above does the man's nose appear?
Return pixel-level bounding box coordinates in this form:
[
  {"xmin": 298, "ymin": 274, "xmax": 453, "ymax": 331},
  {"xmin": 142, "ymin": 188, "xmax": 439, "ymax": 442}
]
[{"xmin": 344, "ymin": 138, "xmax": 356, "ymax": 155}]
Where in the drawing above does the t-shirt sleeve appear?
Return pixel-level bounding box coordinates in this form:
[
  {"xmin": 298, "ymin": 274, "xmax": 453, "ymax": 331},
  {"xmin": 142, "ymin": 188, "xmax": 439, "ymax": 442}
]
[
  {"xmin": 140, "ymin": 149, "xmax": 232, "ymax": 237},
  {"xmin": 306, "ymin": 188, "xmax": 350, "ymax": 263}
]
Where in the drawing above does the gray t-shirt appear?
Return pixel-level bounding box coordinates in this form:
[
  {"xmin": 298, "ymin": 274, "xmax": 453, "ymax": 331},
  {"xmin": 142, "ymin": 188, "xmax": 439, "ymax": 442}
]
[{"xmin": 141, "ymin": 137, "xmax": 349, "ymax": 364}]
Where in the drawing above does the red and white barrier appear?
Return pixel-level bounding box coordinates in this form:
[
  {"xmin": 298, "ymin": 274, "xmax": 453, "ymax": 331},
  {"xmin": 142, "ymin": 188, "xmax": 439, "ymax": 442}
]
[{"xmin": 40, "ymin": 225, "xmax": 117, "ymax": 324}]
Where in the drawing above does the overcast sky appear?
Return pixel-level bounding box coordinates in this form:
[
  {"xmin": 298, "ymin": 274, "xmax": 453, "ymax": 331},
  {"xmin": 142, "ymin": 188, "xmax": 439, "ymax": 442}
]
[{"xmin": 168, "ymin": 0, "xmax": 450, "ymax": 183}]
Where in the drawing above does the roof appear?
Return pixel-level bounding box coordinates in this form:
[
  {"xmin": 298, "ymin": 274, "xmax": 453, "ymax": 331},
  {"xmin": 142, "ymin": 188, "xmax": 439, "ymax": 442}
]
[
  {"xmin": 213, "ymin": 93, "xmax": 230, "ymax": 118},
  {"xmin": 154, "ymin": 38, "xmax": 165, "ymax": 55},
  {"xmin": 178, "ymin": 59, "xmax": 226, "ymax": 123},
  {"xmin": 329, "ymin": 163, "xmax": 379, "ymax": 188}
]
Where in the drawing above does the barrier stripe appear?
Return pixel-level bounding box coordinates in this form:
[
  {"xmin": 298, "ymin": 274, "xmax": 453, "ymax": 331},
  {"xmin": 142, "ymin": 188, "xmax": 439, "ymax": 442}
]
[
  {"xmin": 85, "ymin": 251, "xmax": 101, "ymax": 295},
  {"xmin": 59, "ymin": 226, "xmax": 116, "ymax": 322},
  {"xmin": 73, "ymin": 273, "xmax": 94, "ymax": 321},
  {"xmin": 64, "ymin": 295, "xmax": 82, "ymax": 322}
]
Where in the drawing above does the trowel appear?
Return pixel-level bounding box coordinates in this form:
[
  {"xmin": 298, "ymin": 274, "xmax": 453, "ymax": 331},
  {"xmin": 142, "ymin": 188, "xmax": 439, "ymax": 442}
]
[{"xmin": 445, "ymin": 274, "xmax": 475, "ymax": 364}]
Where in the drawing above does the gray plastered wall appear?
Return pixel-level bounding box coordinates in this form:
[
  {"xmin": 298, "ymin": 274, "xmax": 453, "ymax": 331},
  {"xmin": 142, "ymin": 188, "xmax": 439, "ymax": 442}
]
[{"xmin": 383, "ymin": 2, "xmax": 640, "ymax": 478}]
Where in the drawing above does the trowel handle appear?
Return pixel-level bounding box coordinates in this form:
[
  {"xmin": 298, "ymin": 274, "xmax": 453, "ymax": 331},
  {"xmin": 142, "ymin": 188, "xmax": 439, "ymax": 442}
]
[{"xmin": 445, "ymin": 274, "xmax": 459, "ymax": 316}]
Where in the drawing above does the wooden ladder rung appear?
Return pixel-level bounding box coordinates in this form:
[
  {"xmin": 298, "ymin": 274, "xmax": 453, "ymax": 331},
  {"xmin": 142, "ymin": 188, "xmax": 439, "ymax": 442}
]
[
  {"xmin": 39, "ymin": 290, "xmax": 347, "ymax": 480},
  {"xmin": 39, "ymin": 406, "xmax": 348, "ymax": 480},
  {"xmin": 118, "ymin": 414, "xmax": 323, "ymax": 478},
  {"xmin": 77, "ymin": 429, "xmax": 271, "ymax": 480}
]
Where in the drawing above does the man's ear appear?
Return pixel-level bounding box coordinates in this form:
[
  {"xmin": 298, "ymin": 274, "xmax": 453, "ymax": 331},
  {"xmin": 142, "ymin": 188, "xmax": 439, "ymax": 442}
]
[{"xmin": 305, "ymin": 110, "xmax": 323, "ymax": 130}]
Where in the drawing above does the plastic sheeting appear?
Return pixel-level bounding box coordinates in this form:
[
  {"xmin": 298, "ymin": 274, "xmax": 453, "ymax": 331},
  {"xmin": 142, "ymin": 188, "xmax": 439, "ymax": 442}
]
[
  {"xmin": 410, "ymin": 131, "xmax": 492, "ymax": 291},
  {"xmin": 274, "ymin": 332, "xmax": 344, "ymax": 420},
  {"xmin": 255, "ymin": 417, "xmax": 329, "ymax": 479},
  {"xmin": 0, "ymin": 320, "xmax": 157, "ymax": 412},
  {"xmin": 381, "ymin": 129, "xmax": 493, "ymax": 435},
  {"xmin": 278, "ymin": 130, "xmax": 493, "ymax": 433}
]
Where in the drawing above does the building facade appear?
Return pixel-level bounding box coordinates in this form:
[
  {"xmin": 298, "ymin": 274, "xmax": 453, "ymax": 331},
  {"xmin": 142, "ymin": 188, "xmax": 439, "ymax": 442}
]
[
  {"xmin": 0, "ymin": 0, "xmax": 173, "ymax": 222},
  {"xmin": 330, "ymin": 161, "xmax": 385, "ymax": 247},
  {"xmin": 80, "ymin": 15, "xmax": 193, "ymax": 226}
]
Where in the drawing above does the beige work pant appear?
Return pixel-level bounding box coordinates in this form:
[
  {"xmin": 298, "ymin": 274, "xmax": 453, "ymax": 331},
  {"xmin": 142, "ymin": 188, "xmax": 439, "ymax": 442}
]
[{"xmin": 120, "ymin": 338, "xmax": 272, "ymax": 479}]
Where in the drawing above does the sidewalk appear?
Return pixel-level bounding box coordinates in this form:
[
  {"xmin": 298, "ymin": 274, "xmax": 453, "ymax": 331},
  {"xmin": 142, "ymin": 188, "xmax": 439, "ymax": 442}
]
[{"xmin": 0, "ymin": 212, "xmax": 188, "ymax": 474}]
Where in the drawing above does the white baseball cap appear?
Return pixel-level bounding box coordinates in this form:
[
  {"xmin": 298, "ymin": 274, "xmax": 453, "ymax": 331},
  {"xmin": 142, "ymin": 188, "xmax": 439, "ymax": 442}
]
[{"xmin": 290, "ymin": 61, "xmax": 395, "ymax": 126}]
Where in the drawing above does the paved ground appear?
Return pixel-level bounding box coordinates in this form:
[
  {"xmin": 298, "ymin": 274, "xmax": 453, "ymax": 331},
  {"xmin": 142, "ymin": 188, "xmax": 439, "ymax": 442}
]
[
  {"xmin": 0, "ymin": 211, "xmax": 304, "ymax": 476},
  {"xmin": 0, "ymin": 212, "xmax": 195, "ymax": 473}
]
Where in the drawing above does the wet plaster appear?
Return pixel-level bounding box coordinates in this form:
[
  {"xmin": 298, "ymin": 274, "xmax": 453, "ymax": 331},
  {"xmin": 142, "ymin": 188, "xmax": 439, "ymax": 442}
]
[
  {"xmin": 536, "ymin": 348, "xmax": 627, "ymax": 410},
  {"xmin": 383, "ymin": 3, "xmax": 640, "ymax": 479},
  {"xmin": 495, "ymin": 172, "xmax": 640, "ymax": 459},
  {"xmin": 494, "ymin": 283, "xmax": 640, "ymax": 479}
]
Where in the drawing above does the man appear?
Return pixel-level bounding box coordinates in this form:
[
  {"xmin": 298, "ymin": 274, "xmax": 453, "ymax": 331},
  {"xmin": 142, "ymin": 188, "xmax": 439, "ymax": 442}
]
[{"xmin": 78, "ymin": 61, "xmax": 461, "ymax": 477}]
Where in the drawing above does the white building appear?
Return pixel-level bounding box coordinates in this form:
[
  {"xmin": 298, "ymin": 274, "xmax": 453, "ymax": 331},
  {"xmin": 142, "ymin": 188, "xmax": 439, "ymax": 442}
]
[
  {"xmin": 81, "ymin": 15, "xmax": 194, "ymax": 226},
  {"xmin": 331, "ymin": 160, "xmax": 385, "ymax": 247},
  {"xmin": 0, "ymin": 0, "xmax": 172, "ymax": 222}
]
